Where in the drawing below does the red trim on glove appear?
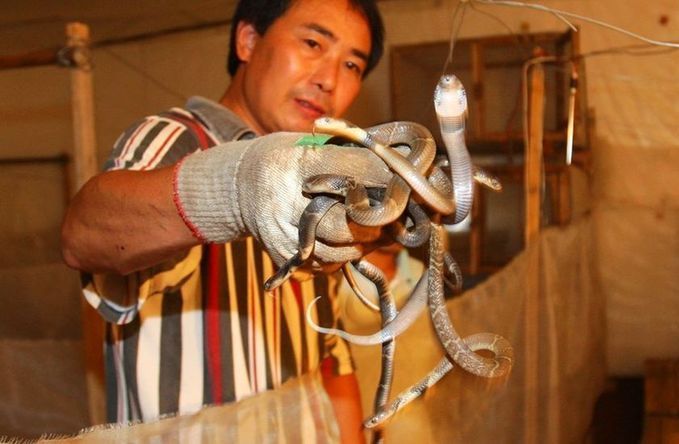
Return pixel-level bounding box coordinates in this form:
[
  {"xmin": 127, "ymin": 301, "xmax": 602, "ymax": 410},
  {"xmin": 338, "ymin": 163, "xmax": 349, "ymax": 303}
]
[{"xmin": 172, "ymin": 156, "xmax": 208, "ymax": 243}]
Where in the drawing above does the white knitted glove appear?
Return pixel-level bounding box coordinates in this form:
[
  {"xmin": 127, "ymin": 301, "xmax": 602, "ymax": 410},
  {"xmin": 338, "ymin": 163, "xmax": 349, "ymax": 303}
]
[{"xmin": 174, "ymin": 132, "xmax": 392, "ymax": 269}]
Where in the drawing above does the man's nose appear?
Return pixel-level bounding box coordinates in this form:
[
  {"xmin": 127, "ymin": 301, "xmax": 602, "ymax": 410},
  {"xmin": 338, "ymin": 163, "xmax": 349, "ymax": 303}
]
[{"xmin": 310, "ymin": 58, "xmax": 340, "ymax": 93}]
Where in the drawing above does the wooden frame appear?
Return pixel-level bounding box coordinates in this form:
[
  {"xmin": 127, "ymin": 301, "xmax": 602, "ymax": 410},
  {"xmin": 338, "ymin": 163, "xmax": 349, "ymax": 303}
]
[
  {"xmin": 1, "ymin": 21, "xmax": 104, "ymax": 426},
  {"xmin": 390, "ymin": 29, "xmax": 587, "ymax": 277}
]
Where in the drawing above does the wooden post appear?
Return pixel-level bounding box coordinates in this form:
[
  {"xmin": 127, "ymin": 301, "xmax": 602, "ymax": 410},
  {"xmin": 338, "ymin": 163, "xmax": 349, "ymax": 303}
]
[
  {"xmin": 66, "ymin": 22, "xmax": 106, "ymax": 426},
  {"xmin": 524, "ymin": 61, "xmax": 545, "ymax": 245},
  {"xmin": 67, "ymin": 22, "xmax": 99, "ymax": 193},
  {"xmin": 643, "ymin": 359, "xmax": 679, "ymax": 443},
  {"xmin": 523, "ymin": 56, "xmax": 546, "ymax": 444},
  {"xmin": 547, "ymin": 166, "xmax": 571, "ymax": 226},
  {"xmin": 469, "ymin": 185, "xmax": 484, "ymax": 275},
  {"xmin": 471, "ymin": 42, "xmax": 485, "ymax": 138}
]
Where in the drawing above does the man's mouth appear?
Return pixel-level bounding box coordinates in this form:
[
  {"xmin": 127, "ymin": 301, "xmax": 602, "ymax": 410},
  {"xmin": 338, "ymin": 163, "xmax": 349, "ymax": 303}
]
[{"xmin": 295, "ymin": 99, "xmax": 326, "ymax": 117}]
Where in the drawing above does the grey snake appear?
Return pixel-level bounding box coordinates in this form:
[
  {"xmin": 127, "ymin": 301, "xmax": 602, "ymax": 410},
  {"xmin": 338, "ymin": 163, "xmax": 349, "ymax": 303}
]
[{"xmin": 264, "ymin": 74, "xmax": 513, "ymax": 433}]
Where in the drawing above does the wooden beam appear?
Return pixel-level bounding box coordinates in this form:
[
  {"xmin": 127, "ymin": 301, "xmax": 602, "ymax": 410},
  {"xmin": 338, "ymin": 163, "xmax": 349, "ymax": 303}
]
[
  {"xmin": 0, "ymin": 47, "xmax": 59, "ymax": 70},
  {"xmin": 0, "ymin": 154, "xmax": 69, "ymax": 165},
  {"xmin": 66, "ymin": 21, "xmax": 106, "ymax": 426}
]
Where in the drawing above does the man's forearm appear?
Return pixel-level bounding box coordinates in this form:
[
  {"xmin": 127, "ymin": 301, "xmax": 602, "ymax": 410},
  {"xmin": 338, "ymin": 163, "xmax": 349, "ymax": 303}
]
[
  {"xmin": 322, "ymin": 372, "xmax": 366, "ymax": 444},
  {"xmin": 61, "ymin": 166, "xmax": 198, "ymax": 275}
]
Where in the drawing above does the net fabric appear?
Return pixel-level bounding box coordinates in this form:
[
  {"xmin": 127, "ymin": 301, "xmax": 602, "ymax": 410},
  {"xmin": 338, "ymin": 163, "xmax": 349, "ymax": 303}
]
[
  {"xmin": 348, "ymin": 217, "xmax": 605, "ymax": 443},
  {"xmin": 24, "ymin": 217, "xmax": 604, "ymax": 443},
  {"xmin": 34, "ymin": 371, "xmax": 339, "ymax": 444},
  {"xmin": 592, "ymin": 137, "xmax": 679, "ymax": 375}
]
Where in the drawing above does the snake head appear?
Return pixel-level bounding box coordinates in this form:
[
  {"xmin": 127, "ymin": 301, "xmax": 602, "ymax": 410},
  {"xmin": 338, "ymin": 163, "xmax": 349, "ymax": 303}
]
[
  {"xmin": 363, "ymin": 411, "xmax": 390, "ymax": 430},
  {"xmin": 313, "ymin": 116, "xmax": 355, "ymax": 131},
  {"xmin": 434, "ymin": 74, "xmax": 467, "ymax": 118},
  {"xmin": 314, "ymin": 116, "xmax": 333, "ymax": 127},
  {"xmin": 302, "ymin": 174, "xmax": 356, "ymax": 195}
]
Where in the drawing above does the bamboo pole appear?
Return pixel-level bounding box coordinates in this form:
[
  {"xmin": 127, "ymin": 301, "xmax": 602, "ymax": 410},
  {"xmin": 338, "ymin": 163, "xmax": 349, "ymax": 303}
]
[{"xmin": 66, "ymin": 22, "xmax": 106, "ymax": 426}]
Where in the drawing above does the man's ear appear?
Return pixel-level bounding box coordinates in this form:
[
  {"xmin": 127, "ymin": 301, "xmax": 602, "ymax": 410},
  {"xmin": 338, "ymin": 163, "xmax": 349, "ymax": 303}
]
[{"xmin": 235, "ymin": 22, "xmax": 260, "ymax": 63}]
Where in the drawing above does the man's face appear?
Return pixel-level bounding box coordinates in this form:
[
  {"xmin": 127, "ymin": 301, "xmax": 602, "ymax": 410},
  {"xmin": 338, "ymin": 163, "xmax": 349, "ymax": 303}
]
[{"xmin": 236, "ymin": 0, "xmax": 372, "ymax": 134}]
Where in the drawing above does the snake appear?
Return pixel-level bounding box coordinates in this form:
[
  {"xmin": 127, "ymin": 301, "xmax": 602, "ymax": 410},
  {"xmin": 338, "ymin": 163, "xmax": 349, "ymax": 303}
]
[
  {"xmin": 365, "ymin": 79, "xmax": 512, "ymax": 428},
  {"xmin": 387, "ymin": 162, "xmax": 501, "ymax": 248},
  {"xmin": 364, "ymin": 355, "xmax": 453, "ymax": 429},
  {"xmin": 363, "ymin": 331, "xmax": 510, "ymax": 429},
  {"xmin": 314, "ymin": 117, "xmax": 456, "ymax": 219},
  {"xmin": 361, "ymin": 222, "xmax": 512, "ymax": 430},
  {"xmin": 472, "ymin": 165, "xmax": 503, "ymax": 192},
  {"xmin": 352, "ymin": 260, "xmax": 397, "ymax": 444},
  {"xmin": 434, "ymin": 74, "xmax": 475, "ymax": 224},
  {"xmin": 427, "ymin": 221, "xmax": 514, "ymax": 378},
  {"xmin": 263, "ymin": 195, "xmax": 340, "ymax": 291},
  {"xmin": 262, "ymin": 74, "xmax": 513, "ymax": 433},
  {"xmin": 305, "ymin": 251, "xmax": 462, "ymax": 346},
  {"xmin": 266, "ymin": 120, "xmax": 439, "ymax": 290},
  {"xmin": 387, "ymin": 199, "xmax": 431, "ymax": 248},
  {"xmin": 341, "ymin": 262, "xmax": 381, "ymax": 312},
  {"xmin": 268, "ymin": 105, "xmax": 500, "ymax": 291},
  {"xmin": 307, "ymin": 120, "xmax": 441, "ymax": 227},
  {"xmin": 308, "ymin": 271, "xmax": 428, "ymax": 345}
]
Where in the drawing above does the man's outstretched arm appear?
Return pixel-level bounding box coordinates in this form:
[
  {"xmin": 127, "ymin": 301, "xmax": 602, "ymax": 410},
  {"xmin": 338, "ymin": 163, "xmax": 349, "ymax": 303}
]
[
  {"xmin": 61, "ymin": 166, "xmax": 197, "ymax": 275},
  {"xmin": 62, "ymin": 133, "xmax": 392, "ymax": 275}
]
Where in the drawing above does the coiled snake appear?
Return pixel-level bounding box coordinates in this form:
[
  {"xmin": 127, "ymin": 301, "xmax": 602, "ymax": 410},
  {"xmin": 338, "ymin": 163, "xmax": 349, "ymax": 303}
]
[{"xmin": 265, "ymin": 74, "xmax": 513, "ymax": 434}]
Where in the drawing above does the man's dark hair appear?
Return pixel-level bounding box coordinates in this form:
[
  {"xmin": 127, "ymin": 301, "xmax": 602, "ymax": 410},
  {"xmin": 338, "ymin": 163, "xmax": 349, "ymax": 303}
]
[{"xmin": 227, "ymin": 0, "xmax": 384, "ymax": 78}]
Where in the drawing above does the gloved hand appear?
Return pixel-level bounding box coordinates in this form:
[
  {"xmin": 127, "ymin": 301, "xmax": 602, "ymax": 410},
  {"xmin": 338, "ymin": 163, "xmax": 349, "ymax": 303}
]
[{"xmin": 173, "ymin": 132, "xmax": 393, "ymax": 269}]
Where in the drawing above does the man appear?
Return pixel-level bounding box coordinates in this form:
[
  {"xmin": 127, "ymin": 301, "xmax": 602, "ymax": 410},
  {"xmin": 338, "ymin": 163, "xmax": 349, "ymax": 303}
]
[{"xmin": 61, "ymin": 0, "xmax": 388, "ymax": 442}]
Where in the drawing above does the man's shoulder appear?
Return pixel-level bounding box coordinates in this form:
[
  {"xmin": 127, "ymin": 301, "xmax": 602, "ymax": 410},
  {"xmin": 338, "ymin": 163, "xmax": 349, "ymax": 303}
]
[
  {"xmin": 104, "ymin": 97, "xmax": 253, "ymax": 171},
  {"xmin": 186, "ymin": 96, "xmax": 254, "ymax": 142},
  {"xmin": 104, "ymin": 106, "xmax": 209, "ymax": 171}
]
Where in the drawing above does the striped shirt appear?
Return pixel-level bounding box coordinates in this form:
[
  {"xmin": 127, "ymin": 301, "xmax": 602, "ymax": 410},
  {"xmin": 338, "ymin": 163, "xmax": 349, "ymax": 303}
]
[{"xmin": 83, "ymin": 97, "xmax": 354, "ymax": 425}]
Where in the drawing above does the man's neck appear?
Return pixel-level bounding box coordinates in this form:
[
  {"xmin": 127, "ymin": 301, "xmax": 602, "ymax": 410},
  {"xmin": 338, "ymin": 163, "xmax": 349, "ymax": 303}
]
[{"xmin": 219, "ymin": 73, "xmax": 264, "ymax": 136}]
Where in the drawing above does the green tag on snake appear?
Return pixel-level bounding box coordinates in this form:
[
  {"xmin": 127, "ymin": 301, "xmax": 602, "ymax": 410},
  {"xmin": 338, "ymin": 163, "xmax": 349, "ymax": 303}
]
[{"xmin": 294, "ymin": 134, "xmax": 333, "ymax": 147}]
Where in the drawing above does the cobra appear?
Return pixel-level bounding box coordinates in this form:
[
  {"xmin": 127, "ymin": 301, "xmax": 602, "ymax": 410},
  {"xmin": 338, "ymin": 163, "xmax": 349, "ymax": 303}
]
[{"xmin": 434, "ymin": 74, "xmax": 474, "ymax": 224}]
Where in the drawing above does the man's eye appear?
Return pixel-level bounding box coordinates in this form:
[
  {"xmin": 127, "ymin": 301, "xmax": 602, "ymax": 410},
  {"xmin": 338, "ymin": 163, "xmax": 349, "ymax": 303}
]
[
  {"xmin": 346, "ymin": 61, "xmax": 364, "ymax": 76},
  {"xmin": 304, "ymin": 39, "xmax": 320, "ymax": 49}
]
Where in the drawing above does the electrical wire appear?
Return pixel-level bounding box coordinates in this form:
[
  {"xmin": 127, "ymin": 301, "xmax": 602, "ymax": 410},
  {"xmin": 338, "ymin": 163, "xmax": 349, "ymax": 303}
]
[
  {"xmin": 440, "ymin": 0, "xmax": 678, "ymax": 167},
  {"xmin": 442, "ymin": 0, "xmax": 469, "ymax": 75},
  {"xmin": 472, "ymin": 0, "xmax": 679, "ymax": 49}
]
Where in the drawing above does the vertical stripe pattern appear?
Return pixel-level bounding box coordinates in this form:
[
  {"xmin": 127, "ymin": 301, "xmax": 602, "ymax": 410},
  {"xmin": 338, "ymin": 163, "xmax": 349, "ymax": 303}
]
[{"xmin": 85, "ymin": 98, "xmax": 353, "ymax": 425}]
